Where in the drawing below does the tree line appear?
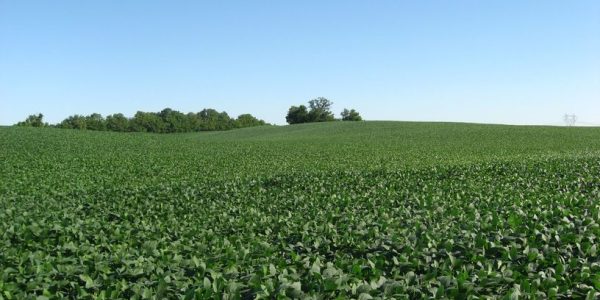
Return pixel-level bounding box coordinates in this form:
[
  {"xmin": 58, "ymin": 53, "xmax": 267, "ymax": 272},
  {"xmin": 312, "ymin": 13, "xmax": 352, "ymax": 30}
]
[
  {"xmin": 16, "ymin": 97, "xmax": 362, "ymax": 132},
  {"xmin": 16, "ymin": 108, "xmax": 267, "ymax": 133}
]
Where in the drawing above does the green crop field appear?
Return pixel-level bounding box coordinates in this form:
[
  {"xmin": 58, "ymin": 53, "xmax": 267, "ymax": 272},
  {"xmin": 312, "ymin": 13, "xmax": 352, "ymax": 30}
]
[{"xmin": 1, "ymin": 122, "xmax": 599, "ymax": 299}]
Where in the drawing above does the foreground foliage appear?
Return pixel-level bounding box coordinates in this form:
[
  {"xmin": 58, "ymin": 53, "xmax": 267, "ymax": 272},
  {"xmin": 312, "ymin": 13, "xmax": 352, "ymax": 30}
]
[{"xmin": 1, "ymin": 123, "xmax": 599, "ymax": 299}]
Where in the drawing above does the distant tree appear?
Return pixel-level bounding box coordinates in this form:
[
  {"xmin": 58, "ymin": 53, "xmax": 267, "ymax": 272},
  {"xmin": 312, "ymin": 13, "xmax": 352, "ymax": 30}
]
[
  {"xmin": 286, "ymin": 97, "xmax": 336, "ymax": 124},
  {"xmin": 235, "ymin": 114, "xmax": 266, "ymax": 128},
  {"xmin": 340, "ymin": 108, "xmax": 362, "ymax": 121},
  {"xmin": 58, "ymin": 115, "xmax": 87, "ymax": 129},
  {"xmin": 198, "ymin": 108, "xmax": 221, "ymax": 131},
  {"xmin": 85, "ymin": 113, "xmax": 107, "ymax": 131},
  {"xmin": 21, "ymin": 108, "xmax": 265, "ymax": 133},
  {"xmin": 286, "ymin": 105, "xmax": 309, "ymax": 124},
  {"xmin": 307, "ymin": 97, "xmax": 335, "ymax": 122},
  {"xmin": 16, "ymin": 113, "xmax": 46, "ymax": 127},
  {"xmin": 187, "ymin": 112, "xmax": 202, "ymax": 131},
  {"xmin": 130, "ymin": 111, "xmax": 165, "ymax": 133},
  {"xmin": 216, "ymin": 111, "xmax": 235, "ymax": 130},
  {"xmin": 106, "ymin": 113, "xmax": 129, "ymax": 132},
  {"xmin": 159, "ymin": 108, "xmax": 191, "ymax": 133}
]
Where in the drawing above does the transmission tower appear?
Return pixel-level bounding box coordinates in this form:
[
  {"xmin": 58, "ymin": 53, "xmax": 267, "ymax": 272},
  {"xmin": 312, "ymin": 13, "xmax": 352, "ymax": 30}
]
[{"xmin": 563, "ymin": 114, "xmax": 577, "ymax": 126}]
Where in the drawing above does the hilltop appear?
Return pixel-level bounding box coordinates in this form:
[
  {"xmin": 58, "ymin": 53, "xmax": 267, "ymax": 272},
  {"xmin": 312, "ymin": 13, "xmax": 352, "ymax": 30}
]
[{"xmin": 3, "ymin": 121, "xmax": 600, "ymax": 177}]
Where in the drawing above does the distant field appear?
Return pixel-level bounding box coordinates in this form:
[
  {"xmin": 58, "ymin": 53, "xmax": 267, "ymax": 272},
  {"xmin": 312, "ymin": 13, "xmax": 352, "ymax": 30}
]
[{"xmin": 1, "ymin": 122, "xmax": 599, "ymax": 298}]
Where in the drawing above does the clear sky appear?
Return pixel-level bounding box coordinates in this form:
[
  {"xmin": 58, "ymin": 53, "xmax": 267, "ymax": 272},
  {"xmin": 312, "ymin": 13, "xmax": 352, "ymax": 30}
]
[{"xmin": 1, "ymin": 1, "xmax": 599, "ymax": 126}]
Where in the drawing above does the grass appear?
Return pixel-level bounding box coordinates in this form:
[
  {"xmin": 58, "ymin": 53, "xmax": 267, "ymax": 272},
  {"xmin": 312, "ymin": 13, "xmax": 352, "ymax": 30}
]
[{"xmin": 1, "ymin": 122, "xmax": 599, "ymax": 299}]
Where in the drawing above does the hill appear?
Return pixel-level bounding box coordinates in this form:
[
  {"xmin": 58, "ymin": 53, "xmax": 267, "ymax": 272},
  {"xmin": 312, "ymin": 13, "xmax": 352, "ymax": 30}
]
[{"xmin": 1, "ymin": 122, "xmax": 599, "ymax": 298}]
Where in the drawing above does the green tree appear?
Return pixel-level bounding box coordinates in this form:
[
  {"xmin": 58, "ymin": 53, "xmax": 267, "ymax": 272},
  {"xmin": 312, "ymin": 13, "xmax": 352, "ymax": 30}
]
[
  {"xmin": 16, "ymin": 113, "xmax": 46, "ymax": 127},
  {"xmin": 216, "ymin": 111, "xmax": 234, "ymax": 130},
  {"xmin": 187, "ymin": 112, "xmax": 202, "ymax": 131},
  {"xmin": 286, "ymin": 105, "xmax": 309, "ymax": 124},
  {"xmin": 198, "ymin": 109, "xmax": 221, "ymax": 131},
  {"xmin": 106, "ymin": 113, "xmax": 129, "ymax": 132},
  {"xmin": 130, "ymin": 111, "xmax": 165, "ymax": 133},
  {"xmin": 20, "ymin": 108, "xmax": 266, "ymax": 133},
  {"xmin": 287, "ymin": 98, "xmax": 335, "ymax": 124},
  {"xmin": 85, "ymin": 113, "xmax": 107, "ymax": 131},
  {"xmin": 59, "ymin": 115, "xmax": 87, "ymax": 129},
  {"xmin": 341, "ymin": 108, "xmax": 362, "ymax": 121},
  {"xmin": 159, "ymin": 108, "xmax": 191, "ymax": 133},
  {"xmin": 195, "ymin": 109, "xmax": 234, "ymax": 130},
  {"xmin": 307, "ymin": 97, "xmax": 335, "ymax": 122},
  {"xmin": 236, "ymin": 114, "xmax": 266, "ymax": 128}
]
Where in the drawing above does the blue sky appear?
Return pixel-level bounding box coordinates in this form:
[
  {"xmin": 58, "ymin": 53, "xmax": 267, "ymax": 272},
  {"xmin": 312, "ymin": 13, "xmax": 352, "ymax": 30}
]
[{"xmin": 1, "ymin": 1, "xmax": 599, "ymax": 126}]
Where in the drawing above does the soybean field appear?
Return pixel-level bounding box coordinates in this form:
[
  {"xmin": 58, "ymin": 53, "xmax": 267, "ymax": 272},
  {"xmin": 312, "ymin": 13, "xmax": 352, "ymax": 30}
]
[{"xmin": 1, "ymin": 122, "xmax": 599, "ymax": 299}]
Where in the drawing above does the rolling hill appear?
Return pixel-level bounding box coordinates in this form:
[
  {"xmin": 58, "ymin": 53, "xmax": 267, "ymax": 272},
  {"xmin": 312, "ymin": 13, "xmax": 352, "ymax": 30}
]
[{"xmin": 1, "ymin": 122, "xmax": 599, "ymax": 298}]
